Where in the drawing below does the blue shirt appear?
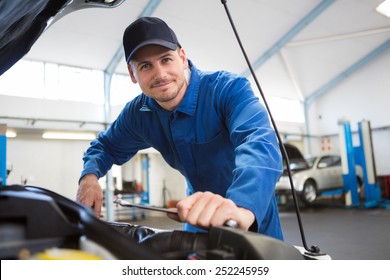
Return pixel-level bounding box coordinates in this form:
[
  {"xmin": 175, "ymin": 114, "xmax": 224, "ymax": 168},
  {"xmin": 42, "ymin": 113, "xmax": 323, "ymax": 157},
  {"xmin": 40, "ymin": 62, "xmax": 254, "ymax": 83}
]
[{"xmin": 81, "ymin": 61, "xmax": 284, "ymax": 240}]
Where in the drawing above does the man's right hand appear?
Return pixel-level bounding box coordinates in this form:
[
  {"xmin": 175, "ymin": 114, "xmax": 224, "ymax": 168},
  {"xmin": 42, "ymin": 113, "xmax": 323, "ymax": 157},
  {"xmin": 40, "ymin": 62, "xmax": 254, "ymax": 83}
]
[{"xmin": 77, "ymin": 174, "xmax": 103, "ymax": 217}]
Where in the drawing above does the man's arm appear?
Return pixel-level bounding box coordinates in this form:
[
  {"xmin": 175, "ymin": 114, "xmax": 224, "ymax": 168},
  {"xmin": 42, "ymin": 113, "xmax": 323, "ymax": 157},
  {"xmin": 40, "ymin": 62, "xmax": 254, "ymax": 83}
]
[
  {"xmin": 77, "ymin": 102, "xmax": 148, "ymax": 215},
  {"xmin": 217, "ymin": 75, "xmax": 283, "ymax": 236}
]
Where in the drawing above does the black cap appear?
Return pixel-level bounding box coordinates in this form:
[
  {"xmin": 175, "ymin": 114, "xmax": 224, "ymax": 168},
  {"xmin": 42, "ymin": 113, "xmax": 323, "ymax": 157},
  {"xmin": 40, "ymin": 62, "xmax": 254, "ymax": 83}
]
[{"xmin": 123, "ymin": 17, "xmax": 180, "ymax": 64}]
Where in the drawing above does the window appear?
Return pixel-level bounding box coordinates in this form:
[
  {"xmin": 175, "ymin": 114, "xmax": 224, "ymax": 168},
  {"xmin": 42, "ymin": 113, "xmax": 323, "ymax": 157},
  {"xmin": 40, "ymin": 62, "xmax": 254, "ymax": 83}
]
[
  {"xmin": 110, "ymin": 73, "xmax": 141, "ymax": 106},
  {"xmin": 56, "ymin": 65, "xmax": 104, "ymax": 104},
  {"xmin": 0, "ymin": 60, "xmax": 45, "ymax": 98},
  {"xmin": 0, "ymin": 59, "xmax": 104, "ymax": 104},
  {"xmin": 318, "ymin": 156, "xmax": 341, "ymax": 168}
]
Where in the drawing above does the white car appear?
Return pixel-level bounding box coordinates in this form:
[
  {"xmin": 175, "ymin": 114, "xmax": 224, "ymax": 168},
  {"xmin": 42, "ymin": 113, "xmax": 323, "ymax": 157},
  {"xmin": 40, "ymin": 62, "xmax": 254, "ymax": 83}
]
[{"xmin": 276, "ymin": 154, "xmax": 363, "ymax": 206}]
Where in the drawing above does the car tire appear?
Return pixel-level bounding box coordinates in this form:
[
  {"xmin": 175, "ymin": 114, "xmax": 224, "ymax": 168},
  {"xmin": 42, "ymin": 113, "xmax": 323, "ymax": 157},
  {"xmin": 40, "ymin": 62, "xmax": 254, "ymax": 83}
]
[{"xmin": 301, "ymin": 180, "xmax": 317, "ymax": 206}]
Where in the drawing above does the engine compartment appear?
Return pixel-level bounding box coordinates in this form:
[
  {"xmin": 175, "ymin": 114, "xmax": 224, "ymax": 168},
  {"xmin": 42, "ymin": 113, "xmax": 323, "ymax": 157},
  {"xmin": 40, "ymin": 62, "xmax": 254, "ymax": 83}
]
[{"xmin": 0, "ymin": 185, "xmax": 304, "ymax": 260}]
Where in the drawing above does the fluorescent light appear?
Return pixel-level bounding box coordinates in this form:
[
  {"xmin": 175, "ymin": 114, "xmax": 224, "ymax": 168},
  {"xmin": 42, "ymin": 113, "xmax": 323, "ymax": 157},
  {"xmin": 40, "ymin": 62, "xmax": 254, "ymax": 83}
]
[
  {"xmin": 376, "ymin": 0, "xmax": 390, "ymax": 17},
  {"xmin": 42, "ymin": 131, "xmax": 96, "ymax": 140},
  {"xmin": 6, "ymin": 130, "xmax": 17, "ymax": 138}
]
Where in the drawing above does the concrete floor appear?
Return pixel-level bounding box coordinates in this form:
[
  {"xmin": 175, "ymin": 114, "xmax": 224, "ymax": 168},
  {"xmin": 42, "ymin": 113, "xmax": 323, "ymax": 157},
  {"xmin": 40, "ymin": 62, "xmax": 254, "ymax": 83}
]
[
  {"xmin": 278, "ymin": 199, "xmax": 390, "ymax": 260},
  {"xmin": 117, "ymin": 198, "xmax": 390, "ymax": 260}
]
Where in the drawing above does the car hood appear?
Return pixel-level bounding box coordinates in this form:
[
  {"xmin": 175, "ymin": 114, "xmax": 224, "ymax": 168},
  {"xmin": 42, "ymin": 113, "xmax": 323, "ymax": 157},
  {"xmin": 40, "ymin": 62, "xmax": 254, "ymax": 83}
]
[
  {"xmin": 281, "ymin": 143, "xmax": 308, "ymax": 175},
  {"xmin": 0, "ymin": 0, "xmax": 126, "ymax": 76},
  {"xmin": 281, "ymin": 166, "xmax": 310, "ymax": 177},
  {"xmin": 283, "ymin": 143, "xmax": 304, "ymax": 160}
]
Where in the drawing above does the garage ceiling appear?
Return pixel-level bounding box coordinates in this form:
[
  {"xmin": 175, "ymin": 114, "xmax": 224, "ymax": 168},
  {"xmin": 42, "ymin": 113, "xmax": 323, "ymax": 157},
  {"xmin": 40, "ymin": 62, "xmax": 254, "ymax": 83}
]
[{"xmin": 23, "ymin": 0, "xmax": 390, "ymax": 103}]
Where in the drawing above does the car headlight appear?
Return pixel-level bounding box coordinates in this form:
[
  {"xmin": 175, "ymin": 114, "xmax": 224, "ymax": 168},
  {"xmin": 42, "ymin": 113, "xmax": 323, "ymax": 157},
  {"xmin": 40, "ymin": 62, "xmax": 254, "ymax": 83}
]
[
  {"xmin": 279, "ymin": 175, "xmax": 297, "ymax": 187},
  {"xmin": 278, "ymin": 176, "xmax": 289, "ymax": 184}
]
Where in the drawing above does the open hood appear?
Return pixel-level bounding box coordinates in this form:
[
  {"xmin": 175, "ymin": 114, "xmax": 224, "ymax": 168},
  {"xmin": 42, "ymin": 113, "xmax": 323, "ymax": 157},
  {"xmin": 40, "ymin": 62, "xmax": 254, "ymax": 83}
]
[
  {"xmin": 0, "ymin": 0, "xmax": 126, "ymax": 76},
  {"xmin": 284, "ymin": 143, "xmax": 305, "ymax": 160}
]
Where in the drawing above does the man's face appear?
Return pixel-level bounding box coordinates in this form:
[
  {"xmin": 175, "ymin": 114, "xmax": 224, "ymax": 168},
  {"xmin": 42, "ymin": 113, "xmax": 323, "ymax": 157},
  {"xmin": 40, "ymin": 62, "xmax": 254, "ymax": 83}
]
[{"xmin": 128, "ymin": 44, "xmax": 189, "ymax": 111}]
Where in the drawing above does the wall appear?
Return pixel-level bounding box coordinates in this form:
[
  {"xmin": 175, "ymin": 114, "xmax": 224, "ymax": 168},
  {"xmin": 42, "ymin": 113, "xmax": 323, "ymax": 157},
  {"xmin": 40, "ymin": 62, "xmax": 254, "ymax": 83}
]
[
  {"xmin": 305, "ymin": 51, "xmax": 390, "ymax": 175},
  {"xmin": 6, "ymin": 135, "xmax": 187, "ymax": 207},
  {"xmin": 6, "ymin": 136, "xmax": 89, "ymax": 199},
  {"xmin": 307, "ymin": 55, "xmax": 390, "ymax": 136},
  {"xmin": 2, "ymin": 47, "xmax": 390, "ymax": 205},
  {"xmin": 1, "ymin": 95, "xmax": 187, "ymax": 206},
  {"xmin": 0, "ymin": 95, "xmax": 106, "ymax": 132}
]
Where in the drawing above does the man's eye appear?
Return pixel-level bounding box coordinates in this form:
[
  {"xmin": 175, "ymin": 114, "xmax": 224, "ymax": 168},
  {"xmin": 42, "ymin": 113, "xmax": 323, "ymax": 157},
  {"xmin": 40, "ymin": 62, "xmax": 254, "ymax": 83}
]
[
  {"xmin": 162, "ymin": 57, "xmax": 172, "ymax": 63},
  {"xmin": 138, "ymin": 63, "xmax": 152, "ymax": 70}
]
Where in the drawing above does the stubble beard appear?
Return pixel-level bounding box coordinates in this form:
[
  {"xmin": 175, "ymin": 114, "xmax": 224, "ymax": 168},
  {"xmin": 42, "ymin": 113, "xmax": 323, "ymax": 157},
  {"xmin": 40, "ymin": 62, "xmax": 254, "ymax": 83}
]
[{"xmin": 153, "ymin": 77, "xmax": 186, "ymax": 105}]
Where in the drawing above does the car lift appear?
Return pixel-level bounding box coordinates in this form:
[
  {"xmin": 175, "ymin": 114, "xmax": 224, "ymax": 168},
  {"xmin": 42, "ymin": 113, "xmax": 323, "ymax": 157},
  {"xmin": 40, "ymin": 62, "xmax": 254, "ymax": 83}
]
[
  {"xmin": 0, "ymin": 124, "xmax": 6, "ymax": 187},
  {"xmin": 338, "ymin": 119, "xmax": 390, "ymax": 209}
]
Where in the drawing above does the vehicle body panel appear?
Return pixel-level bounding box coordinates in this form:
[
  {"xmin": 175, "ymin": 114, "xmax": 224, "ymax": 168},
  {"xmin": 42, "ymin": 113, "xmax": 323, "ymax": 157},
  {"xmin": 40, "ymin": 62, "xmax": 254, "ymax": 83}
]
[{"xmin": 276, "ymin": 153, "xmax": 363, "ymax": 205}]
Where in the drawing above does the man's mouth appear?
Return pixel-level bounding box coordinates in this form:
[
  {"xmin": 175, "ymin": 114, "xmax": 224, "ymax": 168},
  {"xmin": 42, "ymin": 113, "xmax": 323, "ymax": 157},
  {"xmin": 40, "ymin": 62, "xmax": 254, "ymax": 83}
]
[{"xmin": 152, "ymin": 80, "xmax": 172, "ymax": 88}]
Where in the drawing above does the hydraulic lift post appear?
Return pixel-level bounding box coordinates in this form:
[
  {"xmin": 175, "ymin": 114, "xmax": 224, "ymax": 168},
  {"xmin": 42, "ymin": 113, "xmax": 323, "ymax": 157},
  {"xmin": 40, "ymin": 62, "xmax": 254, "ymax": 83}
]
[
  {"xmin": 0, "ymin": 124, "xmax": 6, "ymax": 187},
  {"xmin": 338, "ymin": 119, "xmax": 360, "ymax": 207},
  {"xmin": 355, "ymin": 120, "xmax": 381, "ymax": 207},
  {"xmin": 338, "ymin": 119, "xmax": 383, "ymax": 208}
]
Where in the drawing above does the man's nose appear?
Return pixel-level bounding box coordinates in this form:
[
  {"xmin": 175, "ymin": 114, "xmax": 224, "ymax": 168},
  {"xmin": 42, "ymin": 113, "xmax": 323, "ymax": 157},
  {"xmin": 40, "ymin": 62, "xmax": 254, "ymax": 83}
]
[{"xmin": 153, "ymin": 64, "xmax": 166, "ymax": 79}]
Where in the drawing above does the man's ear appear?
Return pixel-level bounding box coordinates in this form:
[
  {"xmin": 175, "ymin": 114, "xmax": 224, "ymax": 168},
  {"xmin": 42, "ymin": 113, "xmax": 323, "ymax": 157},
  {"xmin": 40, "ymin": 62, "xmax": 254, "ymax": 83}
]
[
  {"xmin": 179, "ymin": 48, "xmax": 189, "ymax": 69},
  {"xmin": 127, "ymin": 64, "xmax": 138, "ymax": 84}
]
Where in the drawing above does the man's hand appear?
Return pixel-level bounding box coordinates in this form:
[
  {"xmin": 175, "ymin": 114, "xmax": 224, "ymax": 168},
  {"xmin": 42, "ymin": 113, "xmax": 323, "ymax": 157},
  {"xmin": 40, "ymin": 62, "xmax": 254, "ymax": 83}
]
[
  {"xmin": 168, "ymin": 191, "xmax": 255, "ymax": 231},
  {"xmin": 77, "ymin": 174, "xmax": 103, "ymax": 217}
]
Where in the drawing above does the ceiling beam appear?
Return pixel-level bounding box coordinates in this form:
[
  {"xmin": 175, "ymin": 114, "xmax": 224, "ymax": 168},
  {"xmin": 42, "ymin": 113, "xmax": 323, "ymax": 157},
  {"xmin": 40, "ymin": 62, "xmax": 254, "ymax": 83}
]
[
  {"xmin": 279, "ymin": 49, "xmax": 305, "ymax": 102},
  {"xmin": 305, "ymin": 37, "xmax": 390, "ymax": 106},
  {"xmin": 241, "ymin": 0, "xmax": 335, "ymax": 77},
  {"xmin": 286, "ymin": 27, "xmax": 390, "ymax": 48}
]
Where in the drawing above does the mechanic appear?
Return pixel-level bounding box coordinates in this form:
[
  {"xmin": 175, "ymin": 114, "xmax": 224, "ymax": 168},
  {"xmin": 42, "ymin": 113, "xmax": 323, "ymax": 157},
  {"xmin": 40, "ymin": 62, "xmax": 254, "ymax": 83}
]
[{"xmin": 77, "ymin": 17, "xmax": 284, "ymax": 240}]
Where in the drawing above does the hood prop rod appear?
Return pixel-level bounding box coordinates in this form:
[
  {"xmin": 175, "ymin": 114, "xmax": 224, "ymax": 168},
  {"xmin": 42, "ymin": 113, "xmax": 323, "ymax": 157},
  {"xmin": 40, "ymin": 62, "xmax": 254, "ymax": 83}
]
[{"xmin": 220, "ymin": 0, "xmax": 321, "ymax": 255}]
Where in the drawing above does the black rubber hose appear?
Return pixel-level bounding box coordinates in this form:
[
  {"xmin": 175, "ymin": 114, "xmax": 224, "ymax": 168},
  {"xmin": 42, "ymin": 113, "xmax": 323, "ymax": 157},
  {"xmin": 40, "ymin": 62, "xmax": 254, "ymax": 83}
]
[{"xmin": 140, "ymin": 231, "xmax": 209, "ymax": 256}]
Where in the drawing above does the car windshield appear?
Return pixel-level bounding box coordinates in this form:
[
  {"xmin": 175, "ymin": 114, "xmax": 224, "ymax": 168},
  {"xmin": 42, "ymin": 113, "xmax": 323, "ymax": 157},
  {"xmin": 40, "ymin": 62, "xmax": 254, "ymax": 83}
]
[
  {"xmin": 305, "ymin": 157, "xmax": 317, "ymax": 168},
  {"xmin": 288, "ymin": 158, "xmax": 310, "ymax": 171}
]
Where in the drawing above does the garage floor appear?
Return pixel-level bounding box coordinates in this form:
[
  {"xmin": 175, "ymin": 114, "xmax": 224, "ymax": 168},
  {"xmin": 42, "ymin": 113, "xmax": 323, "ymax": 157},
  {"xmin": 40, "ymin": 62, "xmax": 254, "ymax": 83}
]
[
  {"xmin": 279, "ymin": 202, "xmax": 390, "ymax": 260},
  {"xmin": 118, "ymin": 197, "xmax": 390, "ymax": 260}
]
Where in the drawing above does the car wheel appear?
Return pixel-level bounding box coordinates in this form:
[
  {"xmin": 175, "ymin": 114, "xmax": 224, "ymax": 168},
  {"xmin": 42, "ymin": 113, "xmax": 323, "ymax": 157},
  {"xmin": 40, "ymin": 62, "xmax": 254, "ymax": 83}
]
[{"xmin": 301, "ymin": 180, "xmax": 317, "ymax": 206}]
